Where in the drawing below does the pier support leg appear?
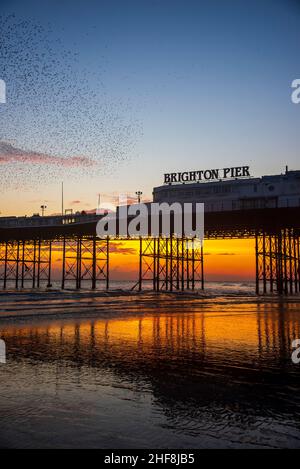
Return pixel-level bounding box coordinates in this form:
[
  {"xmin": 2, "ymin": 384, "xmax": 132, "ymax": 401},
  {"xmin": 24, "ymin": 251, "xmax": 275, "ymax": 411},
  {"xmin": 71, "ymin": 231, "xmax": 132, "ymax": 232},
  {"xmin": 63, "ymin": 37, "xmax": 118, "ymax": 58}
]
[
  {"xmin": 61, "ymin": 236, "xmax": 109, "ymax": 290},
  {"xmin": 256, "ymin": 229, "xmax": 299, "ymax": 295},
  {"xmin": 135, "ymin": 236, "xmax": 204, "ymax": 292}
]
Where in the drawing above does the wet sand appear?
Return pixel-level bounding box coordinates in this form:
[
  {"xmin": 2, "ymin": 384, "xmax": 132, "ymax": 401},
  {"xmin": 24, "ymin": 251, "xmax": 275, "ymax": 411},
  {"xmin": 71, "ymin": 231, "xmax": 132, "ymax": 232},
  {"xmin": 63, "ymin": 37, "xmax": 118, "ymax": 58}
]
[{"xmin": 0, "ymin": 289, "xmax": 300, "ymax": 448}]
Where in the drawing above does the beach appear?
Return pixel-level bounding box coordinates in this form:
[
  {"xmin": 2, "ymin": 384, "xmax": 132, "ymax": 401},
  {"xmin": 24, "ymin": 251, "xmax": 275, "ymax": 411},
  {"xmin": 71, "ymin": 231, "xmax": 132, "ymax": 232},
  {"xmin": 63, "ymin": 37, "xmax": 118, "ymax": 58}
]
[{"xmin": 0, "ymin": 283, "xmax": 300, "ymax": 448}]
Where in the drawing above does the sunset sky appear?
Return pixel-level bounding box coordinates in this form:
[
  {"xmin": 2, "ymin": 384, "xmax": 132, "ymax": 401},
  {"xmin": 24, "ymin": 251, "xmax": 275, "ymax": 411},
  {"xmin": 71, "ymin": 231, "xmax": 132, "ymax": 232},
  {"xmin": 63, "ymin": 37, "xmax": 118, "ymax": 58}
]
[
  {"xmin": 1, "ymin": 0, "xmax": 300, "ymax": 216},
  {"xmin": 0, "ymin": 0, "xmax": 299, "ymax": 280},
  {"xmin": 48, "ymin": 238, "xmax": 255, "ymax": 282}
]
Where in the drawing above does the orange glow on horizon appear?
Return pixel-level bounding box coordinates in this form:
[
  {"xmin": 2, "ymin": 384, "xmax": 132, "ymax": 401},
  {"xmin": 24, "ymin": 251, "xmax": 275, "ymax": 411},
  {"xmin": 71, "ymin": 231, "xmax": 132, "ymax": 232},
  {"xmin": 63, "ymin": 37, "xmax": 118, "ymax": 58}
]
[
  {"xmin": 48, "ymin": 238, "xmax": 255, "ymax": 282},
  {"xmin": 204, "ymin": 238, "xmax": 255, "ymax": 281}
]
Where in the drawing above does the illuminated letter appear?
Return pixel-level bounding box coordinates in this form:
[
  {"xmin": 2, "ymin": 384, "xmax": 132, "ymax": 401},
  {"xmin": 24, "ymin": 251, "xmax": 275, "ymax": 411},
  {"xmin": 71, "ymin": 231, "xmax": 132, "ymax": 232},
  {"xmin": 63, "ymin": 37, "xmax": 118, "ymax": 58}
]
[
  {"xmin": 211, "ymin": 169, "xmax": 219, "ymax": 179},
  {"xmin": 223, "ymin": 168, "xmax": 230, "ymax": 178},
  {"xmin": 164, "ymin": 173, "xmax": 171, "ymax": 183},
  {"xmin": 189, "ymin": 171, "xmax": 197, "ymax": 181},
  {"xmin": 181, "ymin": 172, "xmax": 189, "ymax": 182},
  {"xmin": 242, "ymin": 166, "xmax": 250, "ymax": 177}
]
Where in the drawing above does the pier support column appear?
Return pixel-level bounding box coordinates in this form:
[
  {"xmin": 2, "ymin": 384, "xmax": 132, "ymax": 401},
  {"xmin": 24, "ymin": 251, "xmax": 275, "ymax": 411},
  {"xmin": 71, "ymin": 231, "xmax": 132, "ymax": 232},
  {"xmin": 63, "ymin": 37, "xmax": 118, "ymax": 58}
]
[
  {"xmin": 255, "ymin": 229, "xmax": 300, "ymax": 295},
  {"xmin": 0, "ymin": 238, "xmax": 52, "ymax": 289},
  {"xmin": 61, "ymin": 235, "xmax": 109, "ymax": 290},
  {"xmin": 135, "ymin": 236, "xmax": 204, "ymax": 292},
  {"xmin": 0, "ymin": 241, "xmax": 9, "ymax": 289}
]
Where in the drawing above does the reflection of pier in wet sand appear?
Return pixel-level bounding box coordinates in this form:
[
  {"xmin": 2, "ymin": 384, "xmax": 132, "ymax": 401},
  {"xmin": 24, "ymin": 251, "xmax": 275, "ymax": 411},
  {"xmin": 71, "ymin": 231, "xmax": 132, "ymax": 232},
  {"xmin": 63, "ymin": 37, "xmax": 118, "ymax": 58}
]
[{"xmin": 0, "ymin": 294, "xmax": 300, "ymax": 448}]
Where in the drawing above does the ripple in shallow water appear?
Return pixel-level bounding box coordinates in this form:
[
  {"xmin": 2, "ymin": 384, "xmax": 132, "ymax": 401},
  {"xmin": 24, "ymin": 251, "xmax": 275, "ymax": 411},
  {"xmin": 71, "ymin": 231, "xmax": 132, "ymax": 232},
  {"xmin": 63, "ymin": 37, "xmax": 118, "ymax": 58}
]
[{"xmin": 0, "ymin": 291, "xmax": 300, "ymax": 448}]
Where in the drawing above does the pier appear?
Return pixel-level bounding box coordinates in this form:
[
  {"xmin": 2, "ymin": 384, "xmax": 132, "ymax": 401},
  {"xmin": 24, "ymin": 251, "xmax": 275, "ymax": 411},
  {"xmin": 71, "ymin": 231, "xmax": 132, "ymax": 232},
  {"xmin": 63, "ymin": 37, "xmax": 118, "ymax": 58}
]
[{"xmin": 0, "ymin": 206, "xmax": 299, "ymax": 294}]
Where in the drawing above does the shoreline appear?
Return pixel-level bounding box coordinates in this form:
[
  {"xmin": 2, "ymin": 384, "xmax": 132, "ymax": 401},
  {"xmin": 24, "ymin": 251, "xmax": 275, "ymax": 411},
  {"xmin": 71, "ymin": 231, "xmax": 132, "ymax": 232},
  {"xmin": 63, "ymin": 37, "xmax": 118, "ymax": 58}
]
[{"xmin": 0, "ymin": 288, "xmax": 300, "ymax": 323}]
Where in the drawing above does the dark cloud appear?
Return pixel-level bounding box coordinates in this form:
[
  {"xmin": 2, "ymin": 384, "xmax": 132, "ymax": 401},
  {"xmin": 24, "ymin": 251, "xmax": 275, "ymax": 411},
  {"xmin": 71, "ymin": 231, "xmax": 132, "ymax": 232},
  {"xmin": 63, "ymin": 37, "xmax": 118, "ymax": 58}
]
[
  {"xmin": 205, "ymin": 252, "xmax": 237, "ymax": 256},
  {"xmin": 69, "ymin": 200, "xmax": 82, "ymax": 205},
  {"xmin": 109, "ymin": 241, "xmax": 137, "ymax": 256}
]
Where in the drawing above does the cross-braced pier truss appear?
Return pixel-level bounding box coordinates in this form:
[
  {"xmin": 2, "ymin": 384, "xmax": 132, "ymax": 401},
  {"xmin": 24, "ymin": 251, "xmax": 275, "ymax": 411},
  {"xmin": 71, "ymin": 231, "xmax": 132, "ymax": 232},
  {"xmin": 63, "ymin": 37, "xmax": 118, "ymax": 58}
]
[
  {"xmin": 255, "ymin": 229, "xmax": 300, "ymax": 295},
  {"xmin": 1, "ymin": 228, "xmax": 300, "ymax": 295},
  {"xmin": 61, "ymin": 236, "xmax": 109, "ymax": 290},
  {"xmin": 134, "ymin": 236, "xmax": 204, "ymax": 291},
  {"xmin": 0, "ymin": 239, "xmax": 52, "ymax": 289}
]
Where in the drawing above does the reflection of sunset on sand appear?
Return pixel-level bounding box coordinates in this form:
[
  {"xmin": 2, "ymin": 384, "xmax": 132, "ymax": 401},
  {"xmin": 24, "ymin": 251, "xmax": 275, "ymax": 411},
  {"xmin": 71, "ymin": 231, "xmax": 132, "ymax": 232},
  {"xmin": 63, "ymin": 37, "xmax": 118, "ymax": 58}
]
[
  {"xmin": 1, "ymin": 296, "xmax": 300, "ymax": 448},
  {"xmin": 2, "ymin": 300, "xmax": 300, "ymax": 357}
]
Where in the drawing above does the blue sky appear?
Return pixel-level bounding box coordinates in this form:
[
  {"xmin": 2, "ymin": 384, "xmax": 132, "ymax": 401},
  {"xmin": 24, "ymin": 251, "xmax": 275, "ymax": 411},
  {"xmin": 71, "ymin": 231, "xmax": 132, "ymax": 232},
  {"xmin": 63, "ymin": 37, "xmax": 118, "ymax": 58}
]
[{"xmin": 0, "ymin": 0, "xmax": 299, "ymax": 215}]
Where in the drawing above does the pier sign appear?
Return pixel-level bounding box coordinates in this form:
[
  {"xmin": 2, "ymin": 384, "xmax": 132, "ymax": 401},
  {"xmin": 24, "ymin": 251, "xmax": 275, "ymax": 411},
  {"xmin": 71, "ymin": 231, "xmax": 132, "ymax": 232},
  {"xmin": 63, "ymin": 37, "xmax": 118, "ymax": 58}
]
[{"xmin": 164, "ymin": 166, "xmax": 250, "ymax": 184}]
